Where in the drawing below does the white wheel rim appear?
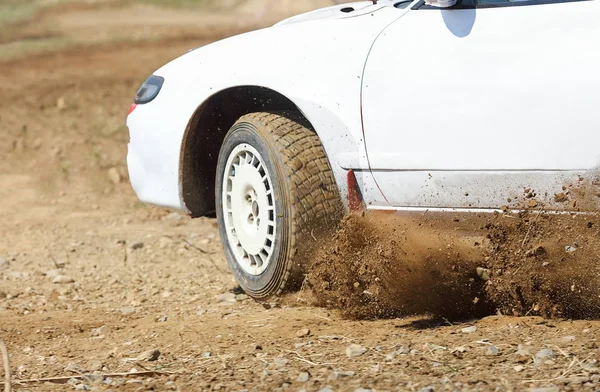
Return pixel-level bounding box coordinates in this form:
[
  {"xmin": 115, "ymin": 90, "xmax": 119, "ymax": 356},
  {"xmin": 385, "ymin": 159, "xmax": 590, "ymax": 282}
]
[{"xmin": 222, "ymin": 144, "xmax": 276, "ymax": 276}]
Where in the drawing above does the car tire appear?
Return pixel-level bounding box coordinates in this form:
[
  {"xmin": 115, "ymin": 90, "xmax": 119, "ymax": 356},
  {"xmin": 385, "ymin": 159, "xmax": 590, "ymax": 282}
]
[{"xmin": 215, "ymin": 111, "xmax": 343, "ymax": 299}]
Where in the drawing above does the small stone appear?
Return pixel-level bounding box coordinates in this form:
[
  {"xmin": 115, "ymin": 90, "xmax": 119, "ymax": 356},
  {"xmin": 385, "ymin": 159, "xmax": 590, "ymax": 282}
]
[
  {"xmin": 88, "ymin": 360, "xmax": 103, "ymax": 371},
  {"xmin": 129, "ymin": 367, "xmax": 138, "ymax": 373},
  {"xmin": 353, "ymin": 389, "xmax": 372, "ymax": 392},
  {"xmin": 396, "ymin": 346, "xmax": 411, "ymax": 355},
  {"xmin": 129, "ymin": 242, "xmax": 144, "ymax": 250},
  {"xmin": 297, "ymin": 372, "xmax": 310, "ymax": 382},
  {"xmin": 329, "ymin": 370, "xmax": 354, "ymax": 380},
  {"xmin": 557, "ymin": 335, "xmax": 576, "ymax": 344},
  {"xmin": 56, "ymin": 97, "xmax": 66, "ymax": 110},
  {"xmin": 273, "ymin": 357, "xmax": 288, "ymax": 368},
  {"xmin": 346, "ymin": 344, "xmax": 368, "ymax": 357},
  {"xmin": 554, "ymin": 192, "xmax": 568, "ymax": 203},
  {"xmin": 120, "ymin": 307, "xmax": 136, "ymax": 315},
  {"xmin": 318, "ymin": 388, "xmax": 334, "ymax": 392},
  {"xmin": 75, "ymin": 384, "xmax": 89, "ymax": 391},
  {"xmin": 535, "ymin": 348, "xmax": 556, "ymax": 363},
  {"xmin": 65, "ymin": 362, "xmax": 85, "ymax": 373},
  {"xmin": 296, "ymin": 328, "xmax": 311, "ymax": 337},
  {"xmin": 525, "ymin": 246, "xmax": 546, "ymax": 257},
  {"xmin": 215, "ymin": 292, "xmax": 236, "ymax": 304},
  {"xmin": 91, "ymin": 325, "xmax": 106, "ymax": 337},
  {"xmin": 528, "ymin": 199, "xmax": 538, "ymax": 208},
  {"xmin": 202, "ymin": 352, "xmax": 211, "ymax": 358},
  {"xmin": 137, "ymin": 349, "xmax": 160, "ymax": 361},
  {"xmin": 476, "ymin": 267, "xmax": 490, "ymax": 281},
  {"xmin": 107, "ymin": 167, "xmax": 122, "ymax": 184},
  {"xmin": 52, "ymin": 275, "xmax": 74, "ymax": 284},
  {"xmin": 565, "ymin": 245, "xmax": 577, "ymax": 253},
  {"xmin": 235, "ymin": 294, "xmax": 249, "ymax": 301},
  {"xmin": 513, "ymin": 365, "xmax": 524, "ymax": 372},
  {"xmin": 515, "ymin": 344, "xmax": 531, "ymax": 362},
  {"xmin": 461, "ymin": 326, "xmax": 477, "ymax": 333},
  {"xmin": 417, "ymin": 387, "xmax": 434, "ymax": 392},
  {"xmin": 0, "ymin": 257, "xmax": 8, "ymax": 270},
  {"xmin": 486, "ymin": 345, "xmax": 499, "ymax": 356}
]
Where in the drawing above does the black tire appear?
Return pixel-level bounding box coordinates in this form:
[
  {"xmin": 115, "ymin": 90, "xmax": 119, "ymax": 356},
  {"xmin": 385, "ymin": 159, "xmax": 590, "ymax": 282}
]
[{"xmin": 215, "ymin": 112, "xmax": 343, "ymax": 298}]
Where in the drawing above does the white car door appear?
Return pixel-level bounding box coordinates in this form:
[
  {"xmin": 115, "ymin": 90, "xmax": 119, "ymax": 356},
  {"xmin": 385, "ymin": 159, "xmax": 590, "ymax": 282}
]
[{"xmin": 362, "ymin": 0, "xmax": 600, "ymax": 210}]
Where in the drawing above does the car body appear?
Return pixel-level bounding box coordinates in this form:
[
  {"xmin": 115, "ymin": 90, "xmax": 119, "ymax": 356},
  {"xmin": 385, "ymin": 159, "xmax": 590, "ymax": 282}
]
[{"xmin": 127, "ymin": 0, "xmax": 600, "ymax": 296}]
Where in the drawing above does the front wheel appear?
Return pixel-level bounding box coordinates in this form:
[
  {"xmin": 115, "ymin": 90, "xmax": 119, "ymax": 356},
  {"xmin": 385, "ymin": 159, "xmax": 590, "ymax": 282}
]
[{"xmin": 215, "ymin": 112, "xmax": 343, "ymax": 299}]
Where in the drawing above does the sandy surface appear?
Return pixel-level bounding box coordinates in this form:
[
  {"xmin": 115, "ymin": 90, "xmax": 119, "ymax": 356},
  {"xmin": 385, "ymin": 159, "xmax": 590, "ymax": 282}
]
[{"xmin": 1, "ymin": 2, "xmax": 600, "ymax": 391}]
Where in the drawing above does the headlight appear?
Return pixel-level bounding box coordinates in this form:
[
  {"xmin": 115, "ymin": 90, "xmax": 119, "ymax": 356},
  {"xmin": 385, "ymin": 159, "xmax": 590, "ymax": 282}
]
[{"xmin": 134, "ymin": 75, "xmax": 164, "ymax": 104}]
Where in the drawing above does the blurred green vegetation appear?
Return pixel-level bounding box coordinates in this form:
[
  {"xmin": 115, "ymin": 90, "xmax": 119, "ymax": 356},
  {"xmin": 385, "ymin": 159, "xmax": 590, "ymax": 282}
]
[{"xmin": 0, "ymin": 0, "xmax": 213, "ymax": 27}]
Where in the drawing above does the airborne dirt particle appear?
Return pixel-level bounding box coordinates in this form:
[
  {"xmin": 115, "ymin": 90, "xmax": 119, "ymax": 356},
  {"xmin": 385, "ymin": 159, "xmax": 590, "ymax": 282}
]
[
  {"xmin": 306, "ymin": 205, "xmax": 600, "ymax": 320},
  {"xmin": 306, "ymin": 213, "xmax": 492, "ymax": 320}
]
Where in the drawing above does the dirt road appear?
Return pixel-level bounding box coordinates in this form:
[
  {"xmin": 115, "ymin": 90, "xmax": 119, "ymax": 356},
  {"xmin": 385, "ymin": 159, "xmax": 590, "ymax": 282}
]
[{"xmin": 1, "ymin": 3, "xmax": 600, "ymax": 391}]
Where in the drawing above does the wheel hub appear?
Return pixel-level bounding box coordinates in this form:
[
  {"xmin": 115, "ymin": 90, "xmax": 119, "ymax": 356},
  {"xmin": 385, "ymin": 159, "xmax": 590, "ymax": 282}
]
[{"xmin": 222, "ymin": 144, "xmax": 276, "ymax": 276}]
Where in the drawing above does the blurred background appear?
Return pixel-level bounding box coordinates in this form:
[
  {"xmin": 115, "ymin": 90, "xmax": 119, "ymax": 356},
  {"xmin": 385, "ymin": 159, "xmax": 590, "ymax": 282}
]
[{"xmin": 0, "ymin": 0, "xmax": 348, "ymax": 60}]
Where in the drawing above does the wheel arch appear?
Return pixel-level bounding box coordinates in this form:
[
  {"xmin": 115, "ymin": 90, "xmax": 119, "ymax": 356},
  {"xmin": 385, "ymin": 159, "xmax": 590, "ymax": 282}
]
[{"xmin": 180, "ymin": 85, "xmax": 349, "ymax": 217}]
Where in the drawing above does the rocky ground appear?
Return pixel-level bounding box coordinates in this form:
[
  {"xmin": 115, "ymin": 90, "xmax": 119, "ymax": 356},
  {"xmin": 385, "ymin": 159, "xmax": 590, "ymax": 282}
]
[{"xmin": 1, "ymin": 2, "xmax": 600, "ymax": 391}]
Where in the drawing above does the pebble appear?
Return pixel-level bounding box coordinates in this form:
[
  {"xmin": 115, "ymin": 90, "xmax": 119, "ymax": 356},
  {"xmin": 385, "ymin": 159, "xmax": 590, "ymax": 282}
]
[
  {"xmin": 318, "ymin": 388, "xmax": 334, "ymax": 392},
  {"xmin": 558, "ymin": 335, "xmax": 576, "ymax": 344},
  {"xmin": 91, "ymin": 325, "xmax": 106, "ymax": 337},
  {"xmin": 0, "ymin": 257, "xmax": 8, "ymax": 270},
  {"xmin": 515, "ymin": 344, "xmax": 530, "ymax": 362},
  {"xmin": 75, "ymin": 384, "xmax": 90, "ymax": 391},
  {"xmin": 296, "ymin": 328, "xmax": 311, "ymax": 337},
  {"xmin": 65, "ymin": 362, "xmax": 85, "ymax": 373},
  {"xmin": 513, "ymin": 365, "xmax": 524, "ymax": 372},
  {"xmin": 535, "ymin": 348, "xmax": 556, "ymax": 363},
  {"xmin": 346, "ymin": 344, "xmax": 368, "ymax": 358},
  {"xmin": 354, "ymin": 389, "xmax": 373, "ymax": 392},
  {"xmin": 461, "ymin": 326, "xmax": 477, "ymax": 333},
  {"xmin": 202, "ymin": 352, "xmax": 211, "ymax": 358},
  {"xmin": 273, "ymin": 357, "xmax": 288, "ymax": 368},
  {"xmin": 329, "ymin": 370, "xmax": 354, "ymax": 380},
  {"xmin": 395, "ymin": 346, "xmax": 411, "ymax": 355},
  {"xmin": 137, "ymin": 349, "xmax": 160, "ymax": 361},
  {"xmin": 486, "ymin": 345, "xmax": 499, "ymax": 356},
  {"xmin": 107, "ymin": 167, "xmax": 122, "ymax": 184},
  {"xmin": 476, "ymin": 267, "xmax": 490, "ymax": 281},
  {"xmin": 565, "ymin": 245, "xmax": 577, "ymax": 253},
  {"xmin": 235, "ymin": 294, "xmax": 249, "ymax": 301},
  {"xmin": 215, "ymin": 292, "xmax": 236, "ymax": 304},
  {"xmin": 120, "ymin": 307, "xmax": 136, "ymax": 315},
  {"xmin": 297, "ymin": 372, "xmax": 310, "ymax": 382},
  {"xmin": 52, "ymin": 275, "xmax": 74, "ymax": 284},
  {"xmin": 417, "ymin": 387, "xmax": 434, "ymax": 392},
  {"xmin": 88, "ymin": 360, "xmax": 103, "ymax": 371},
  {"xmin": 129, "ymin": 242, "xmax": 144, "ymax": 250}
]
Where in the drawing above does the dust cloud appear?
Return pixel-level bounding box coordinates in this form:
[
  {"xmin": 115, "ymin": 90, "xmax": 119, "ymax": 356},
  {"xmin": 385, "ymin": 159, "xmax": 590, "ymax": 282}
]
[{"xmin": 305, "ymin": 188, "xmax": 600, "ymax": 320}]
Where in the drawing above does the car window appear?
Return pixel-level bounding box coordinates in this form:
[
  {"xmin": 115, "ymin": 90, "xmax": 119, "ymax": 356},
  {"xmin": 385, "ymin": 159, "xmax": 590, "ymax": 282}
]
[{"xmin": 395, "ymin": 0, "xmax": 413, "ymax": 8}]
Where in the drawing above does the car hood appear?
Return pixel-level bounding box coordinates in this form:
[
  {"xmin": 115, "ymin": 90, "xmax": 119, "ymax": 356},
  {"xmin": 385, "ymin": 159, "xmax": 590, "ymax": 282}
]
[{"xmin": 274, "ymin": 1, "xmax": 386, "ymax": 26}]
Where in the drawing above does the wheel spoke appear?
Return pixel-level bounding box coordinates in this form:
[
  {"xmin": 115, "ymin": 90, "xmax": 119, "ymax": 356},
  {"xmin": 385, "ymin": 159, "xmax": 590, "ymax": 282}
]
[{"xmin": 222, "ymin": 143, "xmax": 277, "ymax": 276}]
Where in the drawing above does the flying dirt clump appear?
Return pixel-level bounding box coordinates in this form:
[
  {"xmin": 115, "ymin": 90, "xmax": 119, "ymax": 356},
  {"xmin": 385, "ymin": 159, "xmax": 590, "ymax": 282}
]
[
  {"xmin": 306, "ymin": 206, "xmax": 600, "ymax": 320},
  {"xmin": 483, "ymin": 211, "xmax": 600, "ymax": 319},
  {"xmin": 305, "ymin": 212, "xmax": 494, "ymax": 320}
]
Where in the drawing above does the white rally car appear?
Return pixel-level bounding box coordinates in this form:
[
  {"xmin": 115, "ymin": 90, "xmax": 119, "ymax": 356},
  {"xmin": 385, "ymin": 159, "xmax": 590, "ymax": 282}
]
[{"xmin": 127, "ymin": 0, "xmax": 600, "ymax": 298}]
